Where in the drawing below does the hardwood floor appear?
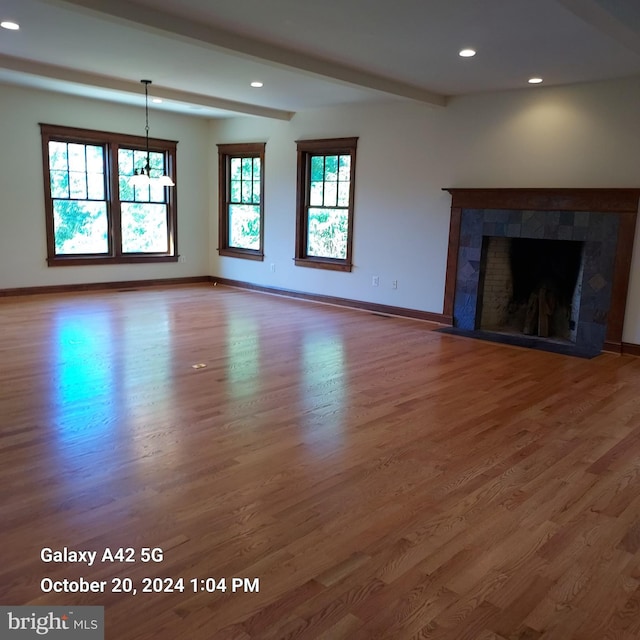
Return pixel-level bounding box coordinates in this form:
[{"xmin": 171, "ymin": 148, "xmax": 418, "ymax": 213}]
[{"xmin": 2, "ymin": 284, "xmax": 640, "ymax": 639}]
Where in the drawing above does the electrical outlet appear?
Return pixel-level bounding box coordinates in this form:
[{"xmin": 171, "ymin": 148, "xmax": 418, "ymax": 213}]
[
  {"xmin": 178, "ymin": 255, "xmax": 186, "ymax": 263},
  {"xmin": 270, "ymin": 263, "xmax": 275, "ymax": 272},
  {"xmin": 372, "ymin": 276, "xmax": 379, "ymax": 287},
  {"xmin": 392, "ymin": 280, "xmax": 398, "ymax": 289}
]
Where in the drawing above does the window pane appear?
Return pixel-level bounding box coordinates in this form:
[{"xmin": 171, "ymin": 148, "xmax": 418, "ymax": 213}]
[
  {"xmin": 121, "ymin": 203, "xmax": 168, "ymax": 253},
  {"xmin": 149, "ymin": 152, "xmax": 164, "ymax": 173},
  {"xmin": 252, "ymin": 181, "xmax": 261, "ymax": 203},
  {"xmin": 241, "ymin": 181, "xmax": 252, "ymax": 203},
  {"xmin": 53, "ymin": 200, "xmax": 108, "ymax": 254},
  {"xmin": 69, "ymin": 172, "xmax": 87, "ymax": 199},
  {"xmin": 310, "ymin": 181, "xmax": 324, "ymax": 206},
  {"xmin": 337, "ymin": 182, "xmax": 350, "ymax": 207},
  {"xmin": 133, "ymin": 184, "xmax": 151, "ymax": 203},
  {"xmin": 242, "ymin": 158, "xmax": 252, "ymax": 179},
  {"xmin": 50, "ymin": 171, "xmax": 69, "ymax": 199},
  {"xmin": 86, "ymin": 146, "xmax": 104, "ymax": 173},
  {"xmin": 338, "ymin": 155, "xmax": 351, "ymax": 181},
  {"xmin": 230, "ymin": 157, "xmax": 242, "ymax": 180},
  {"xmin": 229, "ymin": 204, "xmax": 260, "ymax": 250},
  {"xmin": 230, "ymin": 180, "xmax": 241, "ymax": 202},
  {"xmin": 324, "ymin": 156, "xmax": 338, "ymax": 180},
  {"xmin": 118, "ymin": 148, "xmax": 134, "ymax": 175},
  {"xmin": 87, "ymin": 173, "xmax": 105, "ymax": 200},
  {"xmin": 150, "ymin": 181, "xmax": 165, "ymax": 203},
  {"xmin": 324, "ymin": 181, "xmax": 338, "ymax": 207},
  {"xmin": 68, "ymin": 144, "xmax": 86, "ymax": 172},
  {"xmin": 133, "ymin": 150, "xmax": 148, "ymax": 176},
  {"xmin": 85, "ymin": 145, "xmax": 105, "ymax": 200},
  {"xmin": 49, "ymin": 142, "xmax": 68, "ymax": 170},
  {"xmin": 119, "ymin": 176, "xmax": 134, "ymax": 201},
  {"xmin": 253, "ymin": 158, "xmax": 261, "ymax": 180},
  {"xmin": 307, "ymin": 207, "xmax": 348, "ymax": 259},
  {"xmin": 310, "ymin": 156, "xmax": 324, "ymax": 181}
]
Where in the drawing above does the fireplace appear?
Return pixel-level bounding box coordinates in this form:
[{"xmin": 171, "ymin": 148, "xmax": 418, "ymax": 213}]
[{"xmin": 442, "ymin": 189, "xmax": 640, "ymax": 356}]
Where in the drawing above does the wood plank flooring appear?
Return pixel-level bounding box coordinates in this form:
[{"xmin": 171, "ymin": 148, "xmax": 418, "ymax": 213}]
[{"xmin": 2, "ymin": 284, "xmax": 640, "ymax": 639}]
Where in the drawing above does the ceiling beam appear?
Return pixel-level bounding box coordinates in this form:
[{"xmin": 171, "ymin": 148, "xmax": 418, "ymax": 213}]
[
  {"xmin": 0, "ymin": 54, "xmax": 295, "ymax": 120},
  {"xmin": 39, "ymin": 0, "xmax": 447, "ymax": 107}
]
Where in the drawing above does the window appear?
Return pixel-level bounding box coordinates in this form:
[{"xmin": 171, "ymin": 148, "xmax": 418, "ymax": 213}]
[
  {"xmin": 217, "ymin": 143, "xmax": 265, "ymax": 260},
  {"xmin": 295, "ymin": 137, "xmax": 357, "ymax": 272},
  {"xmin": 40, "ymin": 124, "xmax": 177, "ymax": 266}
]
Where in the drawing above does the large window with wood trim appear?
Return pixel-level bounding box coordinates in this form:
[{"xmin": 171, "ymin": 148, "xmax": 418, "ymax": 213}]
[
  {"xmin": 217, "ymin": 143, "xmax": 265, "ymax": 260},
  {"xmin": 295, "ymin": 137, "xmax": 357, "ymax": 272},
  {"xmin": 40, "ymin": 124, "xmax": 177, "ymax": 266}
]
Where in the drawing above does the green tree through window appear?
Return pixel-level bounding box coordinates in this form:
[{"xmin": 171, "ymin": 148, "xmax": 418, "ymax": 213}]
[
  {"xmin": 49, "ymin": 141, "xmax": 108, "ymax": 255},
  {"xmin": 307, "ymin": 154, "xmax": 351, "ymax": 259}
]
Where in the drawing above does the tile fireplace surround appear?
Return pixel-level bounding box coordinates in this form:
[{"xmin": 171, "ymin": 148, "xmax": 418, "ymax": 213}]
[{"xmin": 443, "ymin": 189, "xmax": 640, "ymax": 355}]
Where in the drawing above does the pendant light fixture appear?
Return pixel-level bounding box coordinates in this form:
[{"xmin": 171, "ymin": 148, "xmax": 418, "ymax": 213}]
[{"xmin": 130, "ymin": 79, "xmax": 174, "ymax": 187}]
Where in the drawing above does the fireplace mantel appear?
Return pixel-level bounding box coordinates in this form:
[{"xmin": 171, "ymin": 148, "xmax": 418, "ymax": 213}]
[{"xmin": 443, "ymin": 188, "xmax": 640, "ymax": 353}]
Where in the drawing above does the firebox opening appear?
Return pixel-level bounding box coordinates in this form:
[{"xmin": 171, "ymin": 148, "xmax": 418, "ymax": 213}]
[{"xmin": 478, "ymin": 237, "xmax": 584, "ymax": 342}]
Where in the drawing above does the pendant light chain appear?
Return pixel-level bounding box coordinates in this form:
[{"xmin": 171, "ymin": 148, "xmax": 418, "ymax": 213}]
[
  {"xmin": 143, "ymin": 79, "xmax": 151, "ymax": 176},
  {"xmin": 130, "ymin": 79, "xmax": 175, "ymax": 187}
]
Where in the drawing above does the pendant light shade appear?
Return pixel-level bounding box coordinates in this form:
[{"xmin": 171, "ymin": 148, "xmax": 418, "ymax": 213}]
[
  {"xmin": 131, "ymin": 80, "xmax": 174, "ymax": 187},
  {"xmin": 156, "ymin": 175, "xmax": 175, "ymax": 187},
  {"xmin": 129, "ymin": 170, "xmax": 151, "ymax": 187}
]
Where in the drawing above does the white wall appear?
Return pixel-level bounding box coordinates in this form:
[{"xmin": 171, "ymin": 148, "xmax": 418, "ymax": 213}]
[
  {"xmin": 0, "ymin": 84, "xmax": 210, "ymax": 289},
  {"xmin": 210, "ymin": 76, "xmax": 640, "ymax": 344}
]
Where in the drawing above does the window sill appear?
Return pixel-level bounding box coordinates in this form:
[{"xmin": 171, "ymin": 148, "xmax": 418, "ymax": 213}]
[
  {"xmin": 294, "ymin": 258, "xmax": 352, "ymax": 272},
  {"xmin": 218, "ymin": 248, "xmax": 264, "ymax": 262},
  {"xmin": 47, "ymin": 255, "xmax": 178, "ymax": 267}
]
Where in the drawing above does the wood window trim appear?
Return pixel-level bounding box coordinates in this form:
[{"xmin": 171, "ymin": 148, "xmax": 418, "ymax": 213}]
[
  {"xmin": 295, "ymin": 137, "xmax": 358, "ymax": 272},
  {"xmin": 40, "ymin": 123, "xmax": 178, "ymax": 266},
  {"xmin": 217, "ymin": 142, "xmax": 266, "ymax": 261}
]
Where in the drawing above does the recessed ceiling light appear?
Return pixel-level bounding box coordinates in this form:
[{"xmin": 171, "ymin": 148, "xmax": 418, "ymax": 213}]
[
  {"xmin": 459, "ymin": 48, "xmax": 476, "ymax": 58},
  {"xmin": 1, "ymin": 21, "xmax": 20, "ymax": 30},
  {"xmin": 528, "ymin": 77, "xmax": 543, "ymax": 84},
  {"xmin": 250, "ymin": 81, "xmax": 264, "ymax": 88},
  {"xmin": 152, "ymin": 98, "xmax": 163, "ymax": 104}
]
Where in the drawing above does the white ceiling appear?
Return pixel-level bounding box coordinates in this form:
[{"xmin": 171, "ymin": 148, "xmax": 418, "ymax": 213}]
[{"xmin": 1, "ymin": 0, "xmax": 640, "ymax": 119}]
